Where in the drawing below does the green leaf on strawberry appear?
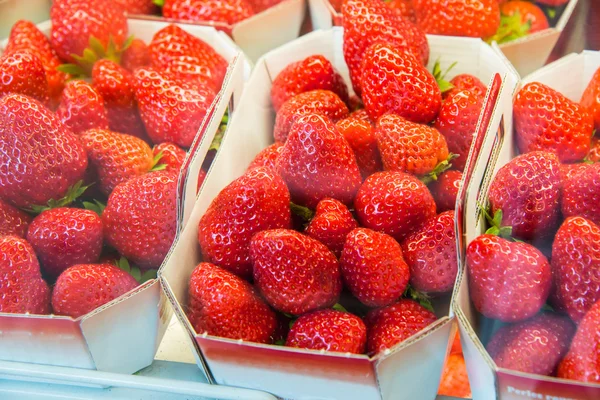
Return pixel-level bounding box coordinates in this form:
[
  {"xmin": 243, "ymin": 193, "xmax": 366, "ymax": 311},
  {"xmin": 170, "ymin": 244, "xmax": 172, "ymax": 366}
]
[
  {"xmin": 432, "ymin": 59, "xmax": 456, "ymax": 94},
  {"xmin": 480, "ymin": 206, "xmax": 513, "ymax": 240},
  {"xmin": 421, "ymin": 153, "xmax": 458, "ymax": 185},
  {"xmin": 150, "ymin": 151, "xmax": 168, "ymax": 172},
  {"xmin": 486, "ymin": 12, "xmax": 531, "ymax": 45},
  {"xmin": 403, "ymin": 285, "xmax": 434, "ymax": 313},
  {"xmin": 114, "ymin": 256, "xmax": 157, "ymax": 283},
  {"xmin": 153, "ymin": 0, "xmax": 165, "ymax": 7},
  {"xmin": 83, "ymin": 200, "xmax": 106, "ymax": 216},
  {"xmin": 27, "ymin": 180, "xmax": 91, "ymax": 214},
  {"xmin": 290, "ymin": 202, "xmax": 315, "ymax": 223},
  {"xmin": 59, "ymin": 35, "xmax": 136, "ymax": 78}
]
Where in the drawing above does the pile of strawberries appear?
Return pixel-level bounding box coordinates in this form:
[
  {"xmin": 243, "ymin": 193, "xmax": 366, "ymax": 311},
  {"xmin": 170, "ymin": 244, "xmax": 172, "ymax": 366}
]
[
  {"xmin": 0, "ymin": 0, "xmax": 228, "ymax": 318},
  {"xmin": 466, "ymin": 67, "xmax": 600, "ymax": 382}
]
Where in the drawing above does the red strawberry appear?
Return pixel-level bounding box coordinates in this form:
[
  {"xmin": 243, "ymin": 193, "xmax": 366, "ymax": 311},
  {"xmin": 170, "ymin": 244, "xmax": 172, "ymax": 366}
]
[
  {"xmin": 536, "ymin": 0, "xmax": 568, "ymax": 5},
  {"xmin": 276, "ymin": 114, "xmax": 361, "ymax": 208},
  {"xmin": 273, "ymin": 90, "xmax": 349, "ymax": 143},
  {"xmin": 153, "ymin": 142, "xmax": 186, "ymax": 171},
  {"xmin": 250, "ymin": 229, "xmax": 342, "ymax": 315},
  {"xmin": 0, "ymin": 50, "xmax": 49, "ymax": 105},
  {"xmin": 187, "ymin": 262, "xmax": 277, "ymax": 343},
  {"xmin": 103, "ymin": 171, "xmax": 178, "ymax": 269},
  {"xmin": 305, "ymin": 198, "xmax": 358, "ymax": 258},
  {"xmin": 361, "ymin": 43, "xmax": 441, "ymax": 124},
  {"xmin": 115, "ymin": 0, "xmax": 159, "ymax": 14},
  {"xmin": 0, "ymin": 235, "xmax": 51, "ymax": 314},
  {"xmin": 198, "ymin": 167, "xmax": 292, "ymax": 279},
  {"xmin": 354, "ymin": 171, "xmax": 437, "ymax": 242},
  {"xmin": 349, "ymin": 108, "xmax": 372, "ymax": 124},
  {"xmin": 500, "ymin": 1, "xmax": 549, "ymax": 35},
  {"xmin": 429, "ymin": 170, "xmax": 462, "ymax": 212},
  {"xmin": 560, "ymin": 162, "xmax": 589, "ymax": 183},
  {"xmin": 26, "ymin": 208, "xmax": 103, "ymax": 278},
  {"xmin": 0, "ymin": 199, "xmax": 32, "ymax": 238},
  {"xmin": 386, "ymin": 0, "xmax": 416, "ymax": 22},
  {"xmin": 0, "ymin": 93, "xmax": 88, "ymax": 208},
  {"xmin": 581, "ymin": 67, "xmax": 600, "ymax": 132},
  {"xmin": 365, "ymin": 299, "xmax": 437, "ymax": 354},
  {"xmin": 562, "ymin": 163, "xmax": 600, "ymax": 225},
  {"xmin": 437, "ymin": 353, "xmax": 471, "ymax": 398},
  {"xmin": 401, "ymin": 211, "xmax": 457, "ymax": 294},
  {"xmin": 286, "ymin": 309, "xmax": 367, "ymax": 354},
  {"xmin": 52, "ymin": 263, "xmax": 138, "ymax": 318},
  {"xmin": 586, "ymin": 137, "xmax": 600, "ymax": 162},
  {"xmin": 162, "ymin": 0, "xmax": 255, "ymax": 25},
  {"xmin": 270, "ymin": 55, "xmax": 349, "ymax": 111},
  {"xmin": 340, "ymin": 228, "xmax": 410, "ymax": 307},
  {"xmin": 121, "ymin": 38, "xmax": 151, "ymax": 72},
  {"xmin": 445, "ymin": 73, "xmax": 488, "ymax": 100},
  {"xmin": 467, "ymin": 234, "xmax": 552, "ymax": 322},
  {"xmin": 514, "ymin": 82, "xmax": 594, "ymax": 163},
  {"xmin": 57, "ymin": 80, "xmax": 109, "ymax": 135},
  {"xmin": 487, "ymin": 313, "xmax": 575, "ymax": 375},
  {"xmin": 197, "ymin": 168, "xmax": 207, "ymax": 194},
  {"xmin": 247, "ymin": 142, "xmax": 284, "ymax": 171},
  {"xmin": 247, "ymin": 0, "xmax": 283, "ymax": 12},
  {"xmin": 336, "ymin": 114, "xmax": 382, "ymax": 178},
  {"xmin": 488, "ymin": 151, "xmax": 562, "ymax": 240}
]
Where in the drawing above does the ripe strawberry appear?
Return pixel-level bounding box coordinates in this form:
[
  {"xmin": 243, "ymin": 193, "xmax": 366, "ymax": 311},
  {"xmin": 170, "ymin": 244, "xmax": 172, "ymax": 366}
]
[
  {"xmin": 336, "ymin": 114, "xmax": 382, "ymax": 178},
  {"xmin": 366, "ymin": 299, "xmax": 437, "ymax": 355},
  {"xmin": 286, "ymin": 309, "xmax": 367, "ymax": 354},
  {"xmin": 438, "ymin": 353, "xmax": 471, "ymax": 398},
  {"xmin": 26, "ymin": 208, "xmax": 103, "ymax": 278},
  {"xmin": 488, "ymin": 151, "xmax": 562, "ymax": 240},
  {"xmin": 340, "ymin": 228, "xmax": 410, "ymax": 307},
  {"xmin": 250, "ymin": 229, "xmax": 342, "ymax": 315},
  {"xmin": 560, "ymin": 162, "xmax": 589, "ymax": 182},
  {"xmin": 52, "ymin": 263, "xmax": 138, "ymax": 318},
  {"xmin": 133, "ymin": 67, "xmax": 216, "ymax": 148},
  {"xmin": 103, "ymin": 171, "xmax": 178, "ymax": 269},
  {"xmin": 500, "ymin": 1, "xmax": 549, "ymax": 35},
  {"xmin": 487, "ymin": 313, "xmax": 575, "ymax": 375},
  {"xmin": 467, "ymin": 234, "xmax": 552, "ymax": 322},
  {"xmin": 153, "ymin": 143, "xmax": 186, "ymax": 171},
  {"xmin": 581, "ymin": 67, "xmax": 600, "ymax": 131},
  {"xmin": 361, "ymin": 43, "xmax": 441, "ymax": 124},
  {"xmin": 187, "ymin": 262, "xmax": 277, "ymax": 343},
  {"xmin": 121, "ymin": 38, "xmax": 151, "ymax": 72},
  {"xmin": 412, "ymin": 0, "xmax": 500, "ymax": 38},
  {"xmin": 276, "ymin": 114, "xmax": 361, "ymax": 208},
  {"xmin": 57, "ymin": 80, "xmax": 109, "ymax": 135},
  {"xmin": 270, "ymin": 55, "xmax": 349, "ymax": 111},
  {"xmin": 197, "ymin": 169, "xmax": 207, "ymax": 194},
  {"xmin": 0, "ymin": 235, "xmax": 51, "ymax": 314},
  {"xmin": 247, "ymin": 142, "xmax": 284, "ymax": 171},
  {"xmin": 0, "ymin": 94, "xmax": 88, "ymax": 208},
  {"xmin": 0, "ymin": 50, "xmax": 49, "ymax": 105},
  {"xmin": 376, "ymin": 114, "xmax": 449, "ymax": 176},
  {"xmin": 562, "ymin": 163, "xmax": 600, "ymax": 225},
  {"xmin": 386, "ymin": 0, "xmax": 416, "ymax": 22},
  {"xmin": 248, "ymin": 0, "xmax": 283, "ymax": 12},
  {"xmin": 115, "ymin": 0, "xmax": 159, "ymax": 14},
  {"xmin": 305, "ymin": 198, "xmax": 358, "ymax": 258},
  {"xmin": 273, "ymin": 90, "xmax": 349, "ymax": 143},
  {"xmin": 429, "ymin": 170, "xmax": 462, "ymax": 212},
  {"xmin": 354, "ymin": 171, "xmax": 436, "ymax": 241},
  {"xmin": 198, "ymin": 167, "xmax": 291, "ymax": 279},
  {"xmin": 162, "ymin": 0, "xmax": 255, "ymax": 25},
  {"xmin": 401, "ymin": 211, "xmax": 457, "ymax": 294},
  {"xmin": 536, "ymin": 0, "xmax": 568, "ymax": 5},
  {"xmin": 586, "ymin": 137, "xmax": 600, "ymax": 162},
  {"xmin": 0, "ymin": 199, "xmax": 32, "ymax": 238},
  {"xmin": 514, "ymin": 82, "xmax": 594, "ymax": 163},
  {"xmin": 444, "ymin": 74, "xmax": 488, "ymax": 100}
]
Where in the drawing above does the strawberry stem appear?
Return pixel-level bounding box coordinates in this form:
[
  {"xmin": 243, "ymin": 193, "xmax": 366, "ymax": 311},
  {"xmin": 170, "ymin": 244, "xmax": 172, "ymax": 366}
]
[
  {"xmin": 404, "ymin": 285, "xmax": 434, "ymax": 313},
  {"xmin": 332, "ymin": 303, "xmax": 348, "ymax": 313},
  {"xmin": 150, "ymin": 151, "xmax": 167, "ymax": 172},
  {"xmin": 432, "ymin": 59, "xmax": 457, "ymax": 94},
  {"xmin": 421, "ymin": 153, "xmax": 458, "ymax": 185},
  {"xmin": 290, "ymin": 202, "xmax": 315, "ymax": 222},
  {"xmin": 83, "ymin": 199, "xmax": 106, "ymax": 216}
]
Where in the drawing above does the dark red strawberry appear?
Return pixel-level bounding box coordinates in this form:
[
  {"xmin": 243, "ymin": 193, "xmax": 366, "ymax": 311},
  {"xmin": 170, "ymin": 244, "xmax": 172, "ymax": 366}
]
[
  {"xmin": 586, "ymin": 137, "xmax": 600, "ymax": 162},
  {"xmin": 562, "ymin": 163, "xmax": 600, "ymax": 226},
  {"xmin": 305, "ymin": 198, "xmax": 358, "ymax": 258},
  {"xmin": 248, "ymin": 0, "xmax": 283, "ymax": 12},
  {"xmin": 57, "ymin": 80, "xmax": 109, "ymax": 135},
  {"xmin": 198, "ymin": 167, "xmax": 291, "ymax": 279},
  {"xmin": 121, "ymin": 38, "xmax": 151, "ymax": 72},
  {"xmin": 115, "ymin": 0, "xmax": 159, "ymax": 14},
  {"xmin": 444, "ymin": 73, "xmax": 488, "ymax": 100},
  {"xmin": 162, "ymin": 0, "xmax": 255, "ymax": 26},
  {"xmin": 197, "ymin": 169, "xmax": 207, "ymax": 194},
  {"xmin": 429, "ymin": 170, "xmax": 462, "ymax": 212},
  {"xmin": 336, "ymin": 114, "xmax": 382, "ymax": 178},
  {"xmin": 247, "ymin": 142, "xmax": 284, "ymax": 171},
  {"xmin": 0, "ymin": 50, "xmax": 49, "ymax": 105},
  {"xmin": 0, "ymin": 199, "xmax": 32, "ymax": 238},
  {"xmin": 187, "ymin": 262, "xmax": 277, "ymax": 343},
  {"xmin": 250, "ymin": 229, "xmax": 342, "ymax": 315},
  {"xmin": 560, "ymin": 162, "xmax": 589, "ymax": 182},
  {"xmin": 581, "ymin": 66, "xmax": 600, "ymax": 131},
  {"xmin": 153, "ymin": 142, "xmax": 186, "ymax": 171},
  {"xmin": 286, "ymin": 309, "xmax": 367, "ymax": 354}
]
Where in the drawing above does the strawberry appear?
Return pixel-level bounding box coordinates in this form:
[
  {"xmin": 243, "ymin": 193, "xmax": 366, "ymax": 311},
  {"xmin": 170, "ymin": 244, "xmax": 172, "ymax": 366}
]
[
  {"xmin": 582, "ymin": 67, "xmax": 600, "ymax": 132},
  {"xmin": 26, "ymin": 208, "xmax": 103, "ymax": 279},
  {"xmin": 247, "ymin": 0, "xmax": 283, "ymax": 12},
  {"xmin": 57, "ymin": 80, "xmax": 110, "ymax": 135},
  {"xmin": 365, "ymin": 299, "xmax": 437, "ymax": 355},
  {"xmin": 536, "ymin": 0, "xmax": 569, "ymax": 5},
  {"xmin": 401, "ymin": 211, "xmax": 457, "ymax": 294},
  {"xmin": 0, "ymin": 235, "xmax": 51, "ymax": 314},
  {"xmin": 197, "ymin": 169, "xmax": 207, "ymax": 194},
  {"xmin": 467, "ymin": 234, "xmax": 552, "ymax": 322},
  {"xmin": 52, "ymin": 263, "xmax": 138, "ymax": 318},
  {"xmin": 586, "ymin": 137, "xmax": 600, "ymax": 162},
  {"xmin": 514, "ymin": 82, "xmax": 594, "ymax": 163},
  {"xmin": 354, "ymin": 171, "xmax": 436, "ymax": 242},
  {"xmin": 115, "ymin": 0, "xmax": 159, "ymax": 14},
  {"xmin": 340, "ymin": 228, "xmax": 410, "ymax": 307},
  {"xmin": 270, "ymin": 55, "xmax": 349, "ymax": 111},
  {"xmin": 551, "ymin": 216, "xmax": 600, "ymax": 322},
  {"xmin": 305, "ymin": 198, "xmax": 358, "ymax": 258},
  {"xmin": 250, "ymin": 229, "xmax": 342, "ymax": 315},
  {"xmin": 562, "ymin": 163, "xmax": 600, "ymax": 225},
  {"xmin": 286, "ymin": 309, "xmax": 367, "ymax": 354},
  {"xmin": 103, "ymin": 171, "xmax": 178, "ymax": 269},
  {"xmin": 133, "ymin": 67, "xmax": 216, "ymax": 148},
  {"xmin": 247, "ymin": 142, "xmax": 284, "ymax": 171},
  {"xmin": 0, "ymin": 50, "xmax": 49, "ymax": 105},
  {"xmin": 153, "ymin": 142, "xmax": 186, "ymax": 171},
  {"xmin": 0, "ymin": 199, "xmax": 32, "ymax": 238},
  {"xmin": 438, "ymin": 353, "xmax": 471, "ymax": 398},
  {"xmin": 336, "ymin": 114, "xmax": 382, "ymax": 178},
  {"xmin": 0, "ymin": 94, "xmax": 88, "ymax": 208},
  {"xmin": 385, "ymin": 0, "xmax": 416, "ymax": 22},
  {"xmin": 361, "ymin": 43, "xmax": 441, "ymax": 124},
  {"xmin": 376, "ymin": 114, "xmax": 449, "ymax": 176},
  {"xmin": 80, "ymin": 129, "xmax": 155, "ymax": 195},
  {"xmin": 429, "ymin": 170, "xmax": 462, "ymax": 212},
  {"xmin": 162, "ymin": 0, "xmax": 255, "ymax": 25},
  {"xmin": 121, "ymin": 38, "xmax": 150, "ymax": 72},
  {"xmin": 560, "ymin": 162, "xmax": 589, "ymax": 182},
  {"xmin": 276, "ymin": 114, "xmax": 361, "ymax": 208},
  {"xmin": 488, "ymin": 151, "xmax": 562, "ymax": 241},
  {"xmin": 273, "ymin": 90, "xmax": 349, "ymax": 143},
  {"xmin": 198, "ymin": 167, "xmax": 291, "ymax": 279},
  {"xmin": 445, "ymin": 74, "xmax": 488, "ymax": 100},
  {"xmin": 487, "ymin": 313, "xmax": 575, "ymax": 375},
  {"xmin": 412, "ymin": 0, "xmax": 500, "ymax": 38},
  {"xmin": 500, "ymin": 1, "xmax": 549, "ymax": 34},
  {"xmin": 187, "ymin": 262, "xmax": 277, "ymax": 343}
]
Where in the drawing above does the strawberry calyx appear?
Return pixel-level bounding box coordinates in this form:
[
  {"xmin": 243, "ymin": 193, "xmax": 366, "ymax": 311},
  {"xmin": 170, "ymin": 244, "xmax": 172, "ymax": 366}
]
[
  {"xmin": 150, "ymin": 151, "xmax": 167, "ymax": 172},
  {"xmin": 481, "ymin": 207, "xmax": 514, "ymax": 240},
  {"xmin": 153, "ymin": 0, "xmax": 165, "ymax": 6},
  {"xmin": 57, "ymin": 35, "xmax": 135, "ymax": 77},
  {"xmin": 421, "ymin": 153, "xmax": 458, "ymax": 185},
  {"xmin": 290, "ymin": 202, "xmax": 315, "ymax": 222},
  {"xmin": 26, "ymin": 180, "xmax": 91, "ymax": 214},
  {"xmin": 332, "ymin": 303, "xmax": 348, "ymax": 313},
  {"xmin": 432, "ymin": 59, "xmax": 456, "ymax": 94},
  {"xmin": 114, "ymin": 256, "xmax": 158, "ymax": 284},
  {"xmin": 486, "ymin": 12, "xmax": 531, "ymax": 45},
  {"xmin": 404, "ymin": 285, "xmax": 434, "ymax": 313},
  {"xmin": 209, "ymin": 111, "xmax": 229, "ymax": 152},
  {"xmin": 547, "ymin": 7, "xmax": 557, "ymax": 20},
  {"xmin": 83, "ymin": 199, "xmax": 106, "ymax": 216}
]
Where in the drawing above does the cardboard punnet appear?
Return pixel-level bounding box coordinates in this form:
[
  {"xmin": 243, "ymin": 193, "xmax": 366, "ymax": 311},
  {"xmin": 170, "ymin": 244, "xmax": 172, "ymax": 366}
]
[
  {"xmin": 159, "ymin": 27, "xmax": 519, "ymax": 400},
  {"xmin": 0, "ymin": 19, "xmax": 246, "ymax": 374},
  {"xmin": 0, "ymin": 0, "xmax": 51, "ymax": 39},
  {"xmin": 307, "ymin": 0, "xmax": 578, "ymax": 77},
  {"xmin": 453, "ymin": 50, "xmax": 600, "ymax": 400}
]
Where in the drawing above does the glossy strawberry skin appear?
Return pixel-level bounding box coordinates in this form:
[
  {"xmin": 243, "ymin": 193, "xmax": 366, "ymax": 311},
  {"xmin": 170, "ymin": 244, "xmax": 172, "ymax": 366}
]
[
  {"xmin": 444, "ymin": 74, "xmax": 488, "ymax": 100},
  {"xmin": 0, "ymin": 50, "xmax": 49, "ymax": 105},
  {"xmin": 560, "ymin": 163, "xmax": 589, "ymax": 182},
  {"xmin": 562, "ymin": 163, "xmax": 600, "ymax": 226},
  {"xmin": 153, "ymin": 142, "xmax": 186, "ymax": 171},
  {"xmin": 514, "ymin": 82, "xmax": 594, "ymax": 163},
  {"xmin": 121, "ymin": 38, "xmax": 151, "ymax": 72},
  {"xmin": 115, "ymin": 0, "xmax": 159, "ymax": 14},
  {"xmin": 467, "ymin": 234, "xmax": 552, "ymax": 322},
  {"xmin": 501, "ymin": 1, "xmax": 549, "ymax": 33},
  {"xmin": 162, "ymin": 0, "xmax": 255, "ymax": 25},
  {"xmin": 336, "ymin": 114, "xmax": 382, "ymax": 178},
  {"xmin": 438, "ymin": 353, "xmax": 471, "ymax": 398},
  {"xmin": 386, "ymin": 0, "xmax": 416, "ymax": 21},
  {"xmin": 305, "ymin": 198, "xmax": 358, "ymax": 258},
  {"xmin": 286, "ymin": 309, "xmax": 367, "ymax": 354},
  {"xmin": 587, "ymin": 137, "xmax": 600, "ymax": 162},
  {"xmin": 0, "ymin": 94, "xmax": 88, "ymax": 208},
  {"xmin": 429, "ymin": 170, "xmax": 462, "ymax": 212},
  {"xmin": 250, "ymin": 229, "xmax": 342, "ymax": 316},
  {"xmin": 536, "ymin": 0, "xmax": 569, "ymax": 6},
  {"xmin": 581, "ymin": 67, "xmax": 600, "ymax": 132},
  {"xmin": 247, "ymin": 142, "xmax": 284, "ymax": 171},
  {"xmin": 354, "ymin": 171, "xmax": 437, "ymax": 242},
  {"xmin": 198, "ymin": 167, "xmax": 292, "ymax": 279},
  {"xmin": 187, "ymin": 262, "xmax": 277, "ymax": 343},
  {"xmin": 361, "ymin": 43, "xmax": 441, "ymax": 124},
  {"xmin": 57, "ymin": 81, "xmax": 110, "ymax": 135},
  {"xmin": 0, "ymin": 199, "xmax": 32, "ymax": 238}
]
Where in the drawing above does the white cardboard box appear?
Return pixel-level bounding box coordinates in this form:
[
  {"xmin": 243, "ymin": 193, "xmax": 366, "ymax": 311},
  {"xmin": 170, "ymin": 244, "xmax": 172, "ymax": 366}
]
[{"xmin": 159, "ymin": 27, "xmax": 519, "ymax": 400}]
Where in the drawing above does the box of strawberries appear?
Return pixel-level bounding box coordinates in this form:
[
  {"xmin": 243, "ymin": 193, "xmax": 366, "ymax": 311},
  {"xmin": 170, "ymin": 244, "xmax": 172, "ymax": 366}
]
[{"xmin": 454, "ymin": 50, "xmax": 600, "ymax": 399}]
